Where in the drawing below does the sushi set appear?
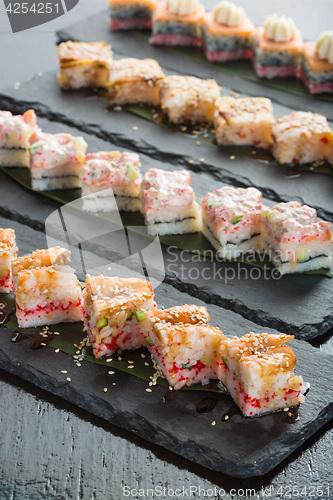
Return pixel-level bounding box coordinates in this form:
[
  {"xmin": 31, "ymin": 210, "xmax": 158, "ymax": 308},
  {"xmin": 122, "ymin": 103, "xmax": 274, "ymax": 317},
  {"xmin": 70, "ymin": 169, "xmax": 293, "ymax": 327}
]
[
  {"xmin": 0, "ymin": 0, "xmax": 332, "ymax": 478},
  {"xmin": 108, "ymin": 0, "xmax": 333, "ymax": 94}
]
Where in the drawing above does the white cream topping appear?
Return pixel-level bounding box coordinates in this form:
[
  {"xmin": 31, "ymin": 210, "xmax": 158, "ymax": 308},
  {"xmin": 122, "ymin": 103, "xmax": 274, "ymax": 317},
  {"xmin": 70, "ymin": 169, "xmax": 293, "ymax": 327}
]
[
  {"xmin": 264, "ymin": 14, "xmax": 296, "ymax": 43},
  {"xmin": 167, "ymin": 0, "xmax": 199, "ymax": 16},
  {"xmin": 213, "ymin": 1, "xmax": 246, "ymax": 27},
  {"xmin": 316, "ymin": 31, "xmax": 333, "ymax": 64}
]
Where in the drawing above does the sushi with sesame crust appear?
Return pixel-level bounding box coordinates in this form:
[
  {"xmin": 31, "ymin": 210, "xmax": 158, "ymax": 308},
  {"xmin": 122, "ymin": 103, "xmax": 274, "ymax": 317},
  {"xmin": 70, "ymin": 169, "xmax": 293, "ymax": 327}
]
[{"xmin": 83, "ymin": 275, "xmax": 156, "ymax": 358}]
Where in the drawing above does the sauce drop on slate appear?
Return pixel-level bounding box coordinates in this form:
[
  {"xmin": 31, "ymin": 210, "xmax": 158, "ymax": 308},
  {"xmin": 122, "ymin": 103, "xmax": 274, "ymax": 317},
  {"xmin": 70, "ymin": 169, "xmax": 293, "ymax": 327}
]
[
  {"xmin": 196, "ymin": 398, "xmax": 217, "ymax": 414},
  {"xmin": 0, "ymin": 308, "xmax": 15, "ymax": 325}
]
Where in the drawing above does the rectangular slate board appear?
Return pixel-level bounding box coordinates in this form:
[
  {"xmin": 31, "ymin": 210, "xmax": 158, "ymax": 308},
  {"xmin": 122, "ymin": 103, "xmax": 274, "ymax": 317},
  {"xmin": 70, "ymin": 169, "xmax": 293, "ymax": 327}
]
[{"xmin": 0, "ymin": 100, "xmax": 332, "ymax": 341}]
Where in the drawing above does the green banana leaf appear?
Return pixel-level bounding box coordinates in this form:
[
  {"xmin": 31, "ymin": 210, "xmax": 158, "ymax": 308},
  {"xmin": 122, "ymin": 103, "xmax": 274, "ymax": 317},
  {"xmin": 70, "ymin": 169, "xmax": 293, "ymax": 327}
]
[
  {"xmin": 0, "ymin": 293, "xmax": 228, "ymax": 394},
  {"xmin": 132, "ymin": 31, "xmax": 333, "ymax": 104}
]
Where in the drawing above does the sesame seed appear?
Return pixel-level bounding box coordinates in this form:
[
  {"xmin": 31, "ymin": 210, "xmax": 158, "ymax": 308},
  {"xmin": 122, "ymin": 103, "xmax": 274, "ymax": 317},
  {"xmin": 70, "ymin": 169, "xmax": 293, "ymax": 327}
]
[
  {"xmin": 211, "ymin": 421, "xmax": 216, "ymax": 426},
  {"xmin": 66, "ymin": 377, "xmax": 71, "ymax": 382},
  {"xmin": 188, "ymin": 159, "xmax": 194, "ymax": 164},
  {"xmin": 196, "ymin": 141, "xmax": 201, "ymax": 146},
  {"xmin": 118, "ymin": 356, "xmax": 122, "ymax": 361},
  {"xmin": 106, "ymin": 358, "xmax": 112, "ymax": 362},
  {"xmin": 108, "ymin": 371, "xmax": 115, "ymax": 375},
  {"xmin": 13, "ymin": 82, "xmax": 21, "ymax": 90},
  {"xmin": 104, "ymin": 388, "xmax": 108, "ymax": 393},
  {"xmin": 230, "ymin": 155, "xmax": 235, "ymax": 160},
  {"xmin": 199, "ymin": 158, "xmax": 205, "ymax": 162},
  {"xmin": 40, "ymin": 343, "xmax": 46, "ymax": 346},
  {"xmin": 146, "ymin": 388, "xmax": 152, "ymax": 393},
  {"xmin": 61, "ymin": 370, "xmax": 67, "ymax": 374},
  {"xmin": 224, "ymin": 415, "xmax": 229, "ymax": 421},
  {"xmin": 144, "ymin": 362, "xmax": 149, "ymax": 366},
  {"xmin": 283, "ymin": 407, "xmax": 289, "ymax": 412},
  {"xmin": 132, "ymin": 126, "xmax": 138, "ymax": 131},
  {"xmin": 128, "ymin": 365, "xmax": 134, "ymax": 369},
  {"xmin": 38, "ymin": 72, "xmax": 43, "ymax": 77},
  {"xmin": 141, "ymin": 353, "xmax": 146, "ymax": 358},
  {"xmin": 54, "ymin": 332, "xmax": 60, "ymax": 336},
  {"xmin": 288, "ymin": 412, "xmax": 292, "ymax": 417},
  {"xmin": 55, "ymin": 349, "xmax": 60, "ymax": 353},
  {"xmin": 204, "ymin": 133, "xmax": 209, "ymax": 138},
  {"xmin": 76, "ymin": 363, "xmax": 81, "ymax": 367},
  {"xmin": 112, "ymin": 383, "xmax": 116, "ymax": 386}
]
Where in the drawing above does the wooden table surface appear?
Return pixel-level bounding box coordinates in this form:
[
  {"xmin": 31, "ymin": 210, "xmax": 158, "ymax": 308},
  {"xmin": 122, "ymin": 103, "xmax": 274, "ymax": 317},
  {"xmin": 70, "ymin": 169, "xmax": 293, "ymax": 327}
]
[{"xmin": 0, "ymin": 1, "xmax": 332, "ymax": 498}]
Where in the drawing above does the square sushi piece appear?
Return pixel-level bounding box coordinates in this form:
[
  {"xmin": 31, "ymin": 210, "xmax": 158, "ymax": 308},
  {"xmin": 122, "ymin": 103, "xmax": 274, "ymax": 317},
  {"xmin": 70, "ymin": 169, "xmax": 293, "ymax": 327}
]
[
  {"xmin": 253, "ymin": 15, "xmax": 303, "ymax": 79},
  {"xmin": 141, "ymin": 168, "xmax": 202, "ymax": 235},
  {"xmin": 261, "ymin": 201, "xmax": 332, "ymax": 275},
  {"xmin": 151, "ymin": 0, "xmax": 205, "ymax": 47},
  {"xmin": 57, "ymin": 41, "xmax": 113, "ymax": 89},
  {"xmin": 29, "ymin": 131, "xmax": 87, "ymax": 191},
  {"xmin": 146, "ymin": 316, "xmax": 227, "ymax": 390},
  {"xmin": 83, "ymin": 275, "xmax": 156, "ymax": 358},
  {"xmin": 0, "ymin": 110, "xmax": 37, "ymax": 167},
  {"xmin": 214, "ymin": 96, "xmax": 274, "ymax": 149},
  {"xmin": 109, "ymin": 0, "xmax": 156, "ymax": 30},
  {"xmin": 15, "ymin": 265, "xmax": 83, "ymax": 328},
  {"xmin": 108, "ymin": 58, "xmax": 165, "ymax": 106},
  {"xmin": 12, "ymin": 247, "xmax": 71, "ymax": 292},
  {"xmin": 201, "ymin": 186, "xmax": 262, "ymax": 259},
  {"xmin": 271, "ymin": 111, "xmax": 333, "ymax": 165},
  {"xmin": 159, "ymin": 75, "xmax": 220, "ymax": 125},
  {"xmin": 0, "ymin": 228, "xmax": 18, "ymax": 293},
  {"xmin": 224, "ymin": 333, "xmax": 307, "ymax": 417},
  {"xmin": 301, "ymin": 32, "xmax": 333, "ymax": 95},
  {"xmin": 79, "ymin": 151, "xmax": 142, "ymax": 212},
  {"xmin": 202, "ymin": 2, "xmax": 255, "ymax": 63}
]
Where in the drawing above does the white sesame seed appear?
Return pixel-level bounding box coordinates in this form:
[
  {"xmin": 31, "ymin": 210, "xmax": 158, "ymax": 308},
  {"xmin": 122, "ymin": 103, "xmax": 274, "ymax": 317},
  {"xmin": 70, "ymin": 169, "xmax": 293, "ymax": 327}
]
[
  {"xmin": 132, "ymin": 126, "xmax": 138, "ymax": 131},
  {"xmin": 288, "ymin": 412, "xmax": 292, "ymax": 417},
  {"xmin": 211, "ymin": 421, "xmax": 216, "ymax": 426},
  {"xmin": 55, "ymin": 349, "xmax": 60, "ymax": 353},
  {"xmin": 106, "ymin": 358, "xmax": 112, "ymax": 362},
  {"xmin": 66, "ymin": 377, "xmax": 71, "ymax": 382},
  {"xmin": 146, "ymin": 388, "xmax": 152, "ymax": 393},
  {"xmin": 104, "ymin": 388, "xmax": 108, "ymax": 393},
  {"xmin": 230, "ymin": 155, "xmax": 235, "ymax": 160},
  {"xmin": 144, "ymin": 362, "xmax": 149, "ymax": 366},
  {"xmin": 61, "ymin": 370, "xmax": 67, "ymax": 374},
  {"xmin": 128, "ymin": 365, "xmax": 134, "ymax": 369}
]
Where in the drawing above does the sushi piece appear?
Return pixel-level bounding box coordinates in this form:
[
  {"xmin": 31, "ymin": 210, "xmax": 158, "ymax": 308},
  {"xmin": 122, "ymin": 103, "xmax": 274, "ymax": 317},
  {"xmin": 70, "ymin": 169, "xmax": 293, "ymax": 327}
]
[
  {"xmin": 57, "ymin": 41, "xmax": 113, "ymax": 89},
  {"xmin": 261, "ymin": 201, "xmax": 332, "ymax": 275},
  {"xmin": 141, "ymin": 168, "xmax": 202, "ymax": 236},
  {"xmin": 15, "ymin": 265, "xmax": 83, "ymax": 328},
  {"xmin": 159, "ymin": 75, "xmax": 220, "ymax": 125},
  {"xmin": 201, "ymin": 186, "xmax": 262, "ymax": 259},
  {"xmin": 0, "ymin": 110, "xmax": 37, "ymax": 167},
  {"xmin": 79, "ymin": 151, "xmax": 142, "ymax": 212},
  {"xmin": 214, "ymin": 96, "xmax": 274, "ymax": 149},
  {"xmin": 108, "ymin": 58, "xmax": 165, "ymax": 106},
  {"xmin": 253, "ymin": 14, "xmax": 303, "ymax": 79},
  {"xmin": 271, "ymin": 111, "xmax": 333, "ymax": 165},
  {"xmin": 12, "ymin": 247, "xmax": 71, "ymax": 292},
  {"xmin": 151, "ymin": 0, "xmax": 205, "ymax": 47},
  {"xmin": 0, "ymin": 228, "xmax": 18, "ymax": 293},
  {"xmin": 29, "ymin": 131, "xmax": 87, "ymax": 191},
  {"xmin": 109, "ymin": 0, "xmax": 157, "ymax": 30},
  {"xmin": 83, "ymin": 275, "xmax": 156, "ymax": 358},
  {"xmin": 301, "ymin": 31, "xmax": 333, "ymax": 95},
  {"xmin": 146, "ymin": 318, "xmax": 227, "ymax": 390},
  {"xmin": 223, "ymin": 333, "xmax": 307, "ymax": 417},
  {"xmin": 202, "ymin": 1, "xmax": 255, "ymax": 63}
]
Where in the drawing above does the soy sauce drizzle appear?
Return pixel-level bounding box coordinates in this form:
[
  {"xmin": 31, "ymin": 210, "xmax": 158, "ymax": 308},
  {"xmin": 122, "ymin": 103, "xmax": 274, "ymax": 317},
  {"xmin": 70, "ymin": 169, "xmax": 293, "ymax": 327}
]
[
  {"xmin": 0, "ymin": 307, "xmax": 15, "ymax": 325},
  {"xmin": 10, "ymin": 328, "xmax": 55, "ymax": 349},
  {"xmin": 10, "ymin": 332, "xmax": 26, "ymax": 343},
  {"xmin": 196, "ymin": 398, "xmax": 218, "ymax": 414},
  {"xmin": 163, "ymin": 390, "xmax": 178, "ymax": 404},
  {"xmin": 284, "ymin": 407, "xmax": 300, "ymax": 424},
  {"xmin": 221, "ymin": 405, "xmax": 241, "ymax": 422}
]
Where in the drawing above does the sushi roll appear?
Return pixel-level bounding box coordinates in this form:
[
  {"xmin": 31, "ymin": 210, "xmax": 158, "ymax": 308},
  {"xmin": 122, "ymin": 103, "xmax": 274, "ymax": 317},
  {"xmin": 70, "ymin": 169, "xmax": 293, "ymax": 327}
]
[
  {"xmin": 82, "ymin": 275, "xmax": 156, "ymax": 358},
  {"xmin": 79, "ymin": 151, "xmax": 142, "ymax": 213},
  {"xmin": 146, "ymin": 318, "xmax": 227, "ymax": 390},
  {"xmin": 159, "ymin": 75, "xmax": 220, "ymax": 125},
  {"xmin": 0, "ymin": 228, "xmax": 18, "ymax": 293},
  {"xmin": 12, "ymin": 247, "xmax": 71, "ymax": 292},
  {"xmin": 108, "ymin": 58, "xmax": 165, "ymax": 106},
  {"xmin": 301, "ymin": 31, "xmax": 333, "ymax": 95},
  {"xmin": 261, "ymin": 201, "xmax": 332, "ymax": 275},
  {"xmin": 57, "ymin": 41, "xmax": 113, "ymax": 89},
  {"xmin": 202, "ymin": 1, "xmax": 255, "ymax": 63},
  {"xmin": 214, "ymin": 96, "xmax": 274, "ymax": 149},
  {"xmin": 29, "ymin": 131, "xmax": 87, "ymax": 191},
  {"xmin": 253, "ymin": 14, "xmax": 303, "ymax": 79},
  {"xmin": 201, "ymin": 186, "xmax": 262, "ymax": 259},
  {"xmin": 15, "ymin": 265, "xmax": 83, "ymax": 328},
  {"xmin": 109, "ymin": 0, "xmax": 157, "ymax": 30},
  {"xmin": 141, "ymin": 168, "xmax": 202, "ymax": 236},
  {"xmin": 223, "ymin": 333, "xmax": 307, "ymax": 417},
  {"xmin": 271, "ymin": 111, "xmax": 333, "ymax": 165},
  {"xmin": 0, "ymin": 109, "xmax": 37, "ymax": 168},
  {"xmin": 151, "ymin": 0, "xmax": 205, "ymax": 47}
]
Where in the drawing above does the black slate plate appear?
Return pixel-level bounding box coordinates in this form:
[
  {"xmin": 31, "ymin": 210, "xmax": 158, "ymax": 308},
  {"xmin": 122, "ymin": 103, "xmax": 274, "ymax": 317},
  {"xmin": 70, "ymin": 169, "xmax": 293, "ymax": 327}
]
[
  {"xmin": 0, "ymin": 319, "xmax": 331, "ymax": 478},
  {"xmin": 0, "ymin": 112, "xmax": 332, "ymax": 341}
]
